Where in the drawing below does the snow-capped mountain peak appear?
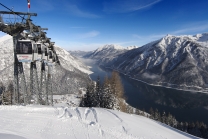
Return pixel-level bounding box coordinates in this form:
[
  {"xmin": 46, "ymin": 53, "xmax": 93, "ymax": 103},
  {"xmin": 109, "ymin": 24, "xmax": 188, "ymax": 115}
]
[
  {"xmin": 96, "ymin": 44, "xmax": 124, "ymax": 51},
  {"xmin": 158, "ymin": 33, "xmax": 208, "ymax": 47},
  {"xmin": 84, "ymin": 44, "xmax": 127, "ymax": 59}
]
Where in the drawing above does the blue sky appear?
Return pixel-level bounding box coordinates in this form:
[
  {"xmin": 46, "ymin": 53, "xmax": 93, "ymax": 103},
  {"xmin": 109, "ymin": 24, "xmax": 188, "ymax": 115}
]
[{"xmin": 0, "ymin": 0, "xmax": 208, "ymax": 51}]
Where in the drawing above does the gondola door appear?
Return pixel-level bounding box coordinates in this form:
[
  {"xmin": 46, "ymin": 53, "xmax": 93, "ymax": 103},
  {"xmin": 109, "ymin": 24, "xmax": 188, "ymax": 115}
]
[{"xmin": 16, "ymin": 40, "xmax": 33, "ymax": 62}]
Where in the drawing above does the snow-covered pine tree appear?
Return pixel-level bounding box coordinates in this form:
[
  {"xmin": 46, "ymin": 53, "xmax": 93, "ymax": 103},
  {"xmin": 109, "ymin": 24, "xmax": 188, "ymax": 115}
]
[
  {"xmin": 149, "ymin": 107, "xmax": 154, "ymax": 119},
  {"xmin": 80, "ymin": 82, "xmax": 95, "ymax": 107},
  {"xmin": 0, "ymin": 81, "xmax": 12, "ymax": 105},
  {"xmin": 95, "ymin": 76, "xmax": 101, "ymax": 107},
  {"xmin": 100, "ymin": 76, "xmax": 114, "ymax": 109},
  {"xmin": 161, "ymin": 111, "xmax": 166, "ymax": 123},
  {"xmin": 154, "ymin": 109, "xmax": 161, "ymax": 121}
]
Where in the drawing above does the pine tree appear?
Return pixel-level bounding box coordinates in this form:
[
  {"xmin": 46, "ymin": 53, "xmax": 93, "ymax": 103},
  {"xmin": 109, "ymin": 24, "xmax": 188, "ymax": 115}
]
[
  {"xmin": 0, "ymin": 82, "xmax": 5, "ymax": 104},
  {"xmin": 161, "ymin": 111, "xmax": 166, "ymax": 123},
  {"xmin": 95, "ymin": 76, "xmax": 101, "ymax": 107},
  {"xmin": 149, "ymin": 107, "xmax": 154, "ymax": 119},
  {"xmin": 166, "ymin": 112, "xmax": 173, "ymax": 126},
  {"xmin": 154, "ymin": 109, "xmax": 161, "ymax": 121},
  {"xmin": 101, "ymin": 77, "xmax": 114, "ymax": 109},
  {"xmin": 80, "ymin": 82, "xmax": 95, "ymax": 107},
  {"xmin": 0, "ymin": 81, "xmax": 12, "ymax": 105},
  {"xmin": 109, "ymin": 71, "xmax": 126, "ymax": 111}
]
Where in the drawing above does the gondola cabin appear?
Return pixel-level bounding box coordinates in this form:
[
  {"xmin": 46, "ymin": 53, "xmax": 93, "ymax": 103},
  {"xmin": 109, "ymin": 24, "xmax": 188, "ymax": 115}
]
[{"xmin": 16, "ymin": 40, "xmax": 38, "ymax": 62}]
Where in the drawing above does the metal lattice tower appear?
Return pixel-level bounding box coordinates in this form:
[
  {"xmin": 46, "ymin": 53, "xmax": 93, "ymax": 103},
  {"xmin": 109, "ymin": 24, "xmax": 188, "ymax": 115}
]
[
  {"xmin": 40, "ymin": 61, "xmax": 47, "ymax": 105},
  {"xmin": 30, "ymin": 62, "xmax": 40, "ymax": 104},
  {"xmin": 46, "ymin": 65, "xmax": 53, "ymax": 105},
  {"xmin": 13, "ymin": 36, "xmax": 28, "ymax": 105}
]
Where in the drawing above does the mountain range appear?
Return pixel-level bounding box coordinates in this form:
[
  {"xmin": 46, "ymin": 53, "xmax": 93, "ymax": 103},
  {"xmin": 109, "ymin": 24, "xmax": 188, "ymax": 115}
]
[{"xmin": 84, "ymin": 33, "xmax": 208, "ymax": 92}]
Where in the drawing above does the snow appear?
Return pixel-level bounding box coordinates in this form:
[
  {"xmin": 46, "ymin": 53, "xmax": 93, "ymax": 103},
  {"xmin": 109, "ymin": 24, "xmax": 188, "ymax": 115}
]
[
  {"xmin": 126, "ymin": 46, "xmax": 138, "ymax": 50},
  {"xmin": 0, "ymin": 34, "xmax": 12, "ymax": 42},
  {"xmin": 0, "ymin": 105, "xmax": 198, "ymax": 139},
  {"xmin": 55, "ymin": 45, "xmax": 92, "ymax": 74},
  {"xmin": 159, "ymin": 33, "xmax": 208, "ymax": 47},
  {"xmin": 98, "ymin": 44, "xmax": 125, "ymax": 51}
]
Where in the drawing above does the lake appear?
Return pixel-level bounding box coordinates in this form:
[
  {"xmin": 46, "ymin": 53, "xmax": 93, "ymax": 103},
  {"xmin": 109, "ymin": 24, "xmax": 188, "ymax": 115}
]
[{"xmin": 81, "ymin": 58, "xmax": 208, "ymax": 125}]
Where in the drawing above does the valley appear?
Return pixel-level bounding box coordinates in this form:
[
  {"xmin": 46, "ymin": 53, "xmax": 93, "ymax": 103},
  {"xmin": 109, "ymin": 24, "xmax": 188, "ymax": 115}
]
[{"xmin": 79, "ymin": 57, "xmax": 208, "ymax": 125}]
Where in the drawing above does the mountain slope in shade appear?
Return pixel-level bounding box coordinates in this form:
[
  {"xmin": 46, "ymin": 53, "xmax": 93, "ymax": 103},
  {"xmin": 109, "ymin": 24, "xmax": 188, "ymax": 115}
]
[
  {"xmin": 0, "ymin": 105, "xmax": 199, "ymax": 139},
  {"xmin": 101, "ymin": 33, "xmax": 208, "ymax": 92},
  {"xmin": 0, "ymin": 35, "xmax": 91, "ymax": 94}
]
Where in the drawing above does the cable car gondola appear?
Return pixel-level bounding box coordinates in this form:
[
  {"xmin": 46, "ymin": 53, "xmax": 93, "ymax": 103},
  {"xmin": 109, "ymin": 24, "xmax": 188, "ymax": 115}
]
[{"xmin": 16, "ymin": 40, "xmax": 38, "ymax": 62}]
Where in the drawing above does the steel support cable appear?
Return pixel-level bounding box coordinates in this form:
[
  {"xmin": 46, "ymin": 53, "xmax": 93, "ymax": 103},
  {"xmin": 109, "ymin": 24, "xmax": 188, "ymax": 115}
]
[{"xmin": 0, "ymin": 3, "xmax": 26, "ymax": 21}]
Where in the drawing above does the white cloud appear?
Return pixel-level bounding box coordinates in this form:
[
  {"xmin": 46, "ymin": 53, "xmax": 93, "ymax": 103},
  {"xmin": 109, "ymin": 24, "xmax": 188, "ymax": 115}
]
[
  {"xmin": 148, "ymin": 34, "xmax": 166, "ymax": 40},
  {"xmin": 171, "ymin": 22, "xmax": 208, "ymax": 35},
  {"xmin": 78, "ymin": 31, "xmax": 100, "ymax": 39},
  {"xmin": 133, "ymin": 33, "xmax": 165, "ymax": 41},
  {"xmin": 133, "ymin": 34, "xmax": 142, "ymax": 39},
  {"xmin": 66, "ymin": 4, "xmax": 100, "ymax": 18},
  {"xmin": 132, "ymin": 21, "xmax": 208, "ymax": 46},
  {"xmin": 103, "ymin": 0, "xmax": 161, "ymax": 13},
  {"xmin": 67, "ymin": 42, "xmax": 105, "ymax": 51}
]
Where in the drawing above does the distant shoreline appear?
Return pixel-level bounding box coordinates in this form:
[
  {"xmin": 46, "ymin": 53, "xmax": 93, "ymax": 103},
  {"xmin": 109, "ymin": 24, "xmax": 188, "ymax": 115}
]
[{"xmin": 102, "ymin": 66, "xmax": 208, "ymax": 94}]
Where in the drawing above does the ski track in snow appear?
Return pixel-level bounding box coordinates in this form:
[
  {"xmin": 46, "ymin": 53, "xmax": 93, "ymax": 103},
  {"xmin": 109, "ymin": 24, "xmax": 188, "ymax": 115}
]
[
  {"xmin": 0, "ymin": 106, "xmax": 199, "ymax": 139},
  {"xmin": 105, "ymin": 109, "xmax": 123, "ymax": 122},
  {"xmin": 91, "ymin": 108, "xmax": 98, "ymax": 123},
  {"xmin": 105, "ymin": 109, "xmax": 132, "ymax": 137}
]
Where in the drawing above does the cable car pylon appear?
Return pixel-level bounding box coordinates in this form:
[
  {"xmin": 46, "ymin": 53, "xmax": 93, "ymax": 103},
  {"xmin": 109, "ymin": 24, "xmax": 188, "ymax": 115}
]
[
  {"xmin": 40, "ymin": 61, "xmax": 47, "ymax": 105},
  {"xmin": 46, "ymin": 65, "xmax": 53, "ymax": 105},
  {"xmin": 30, "ymin": 62, "xmax": 40, "ymax": 104},
  {"xmin": 13, "ymin": 36, "xmax": 28, "ymax": 105}
]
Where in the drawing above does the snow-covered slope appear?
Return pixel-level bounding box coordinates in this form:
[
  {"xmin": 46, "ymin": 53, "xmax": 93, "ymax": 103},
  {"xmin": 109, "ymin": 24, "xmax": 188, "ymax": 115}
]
[
  {"xmin": 55, "ymin": 46, "xmax": 92, "ymax": 74},
  {"xmin": 0, "ymin": 105, "xmax": 198, "ymax": 139},
  {"xmin": 98, "ymin": 33, "xmax": 208, "ymax": 92}
]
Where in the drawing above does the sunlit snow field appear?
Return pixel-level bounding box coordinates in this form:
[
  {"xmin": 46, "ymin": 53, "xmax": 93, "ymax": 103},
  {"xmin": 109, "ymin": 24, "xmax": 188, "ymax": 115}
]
[{"xmin": 0, "ymin": 105, "xmax": 199, "ymax": 139}]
